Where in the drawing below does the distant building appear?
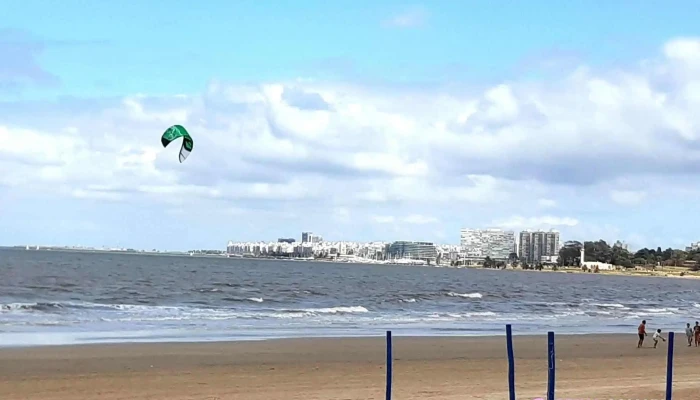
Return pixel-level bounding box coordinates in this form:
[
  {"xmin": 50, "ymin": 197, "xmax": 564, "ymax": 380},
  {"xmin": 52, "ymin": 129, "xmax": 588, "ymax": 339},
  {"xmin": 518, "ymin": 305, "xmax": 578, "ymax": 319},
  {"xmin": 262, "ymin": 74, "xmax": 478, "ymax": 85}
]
[
  {"xmin": 293, "ymin": 245, "xmax": 313, "ymax": 258},
  {"xmin": 580, "ymin": 246, "xmax": 615, "ymax": 270},
  {"xmin": 387, "ymin": 241, "xmax": 438, "ymax": 261},
  {"xmin": 519, "ymin": 230, "xmax": 560, "ymax": 264},
  {"xmin": 301, "ymin": 232, "xmax": 313, "ymax": 243},
  {"xmin": 518, "ymin": 231, "xmax": 533, "ymax": 262},
  {"xmin": 278, "ymin": 238, "xmax": 295, "ymax": 244},
  {"xmin": 460, "ymin": 229, "xmax": 515, "ymax": 261},
  {"xmin": 302, "ymin": 232, "xmax": 323, "ymax": 244},
  {"xmin": 686, "ymin": 241, "xmax": 700, "ymax": 252}
]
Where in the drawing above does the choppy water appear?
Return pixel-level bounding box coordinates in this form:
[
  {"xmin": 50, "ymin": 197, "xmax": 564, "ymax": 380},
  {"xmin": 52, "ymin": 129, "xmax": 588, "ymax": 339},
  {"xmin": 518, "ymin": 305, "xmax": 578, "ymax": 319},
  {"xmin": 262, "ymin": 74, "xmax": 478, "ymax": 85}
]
[{"xmin": 1, "ymin": 248, "xmax": 699, "ymax": 346}]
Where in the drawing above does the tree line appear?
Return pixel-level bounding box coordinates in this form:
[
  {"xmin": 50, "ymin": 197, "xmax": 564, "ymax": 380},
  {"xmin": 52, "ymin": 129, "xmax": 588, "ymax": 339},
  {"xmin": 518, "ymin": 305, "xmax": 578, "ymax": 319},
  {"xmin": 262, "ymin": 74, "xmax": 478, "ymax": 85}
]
[{"xmin": 558, "ymin": 240, "xmax": 700, "ymax": 269}]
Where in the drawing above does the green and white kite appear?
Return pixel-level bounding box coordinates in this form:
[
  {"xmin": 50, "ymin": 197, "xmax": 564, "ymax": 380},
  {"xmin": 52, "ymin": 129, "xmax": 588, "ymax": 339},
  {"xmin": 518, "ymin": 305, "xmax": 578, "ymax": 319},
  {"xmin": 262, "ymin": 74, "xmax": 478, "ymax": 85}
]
[{"xmin": 161, "ymin": 125, "xmax": 194, "ymax": 163}]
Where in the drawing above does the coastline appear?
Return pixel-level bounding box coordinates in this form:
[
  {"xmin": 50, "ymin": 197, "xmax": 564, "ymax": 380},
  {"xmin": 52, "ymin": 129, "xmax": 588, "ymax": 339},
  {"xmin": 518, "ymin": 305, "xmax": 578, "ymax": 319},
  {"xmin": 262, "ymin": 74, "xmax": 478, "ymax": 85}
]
[
  {"xmin": 1, "ymin": 334, "xmax": 698, "ymax": 399},
  {"xmin": 6, "ymin": 247, "xmax": 699, "ymax": 281},
  {"xmin": 495, "ymin": 264, "xmax": 700, "ymax": 280}
]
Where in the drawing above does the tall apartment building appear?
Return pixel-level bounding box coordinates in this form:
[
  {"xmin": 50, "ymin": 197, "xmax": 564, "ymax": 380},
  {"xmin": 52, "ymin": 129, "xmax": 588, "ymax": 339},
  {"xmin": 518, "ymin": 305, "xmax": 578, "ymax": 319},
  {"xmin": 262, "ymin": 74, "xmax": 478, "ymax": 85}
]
[
  {"xmin": 301, "ymin": 232, "xmax": 323, "ymax": 244},
  {"xmin": 460, "ymin": 228, "xmax": 515, "ymax": 260},
  {"xmin": 301, "ymin": 232, "xmax": 313, "ymax": 243},
  {"xmin": 518, "ymin": 231, "xmax": 533, "ymax": 262},
  {"xmin": 519, "ymin": 230, "xmax": 560, "ymax": 264}
]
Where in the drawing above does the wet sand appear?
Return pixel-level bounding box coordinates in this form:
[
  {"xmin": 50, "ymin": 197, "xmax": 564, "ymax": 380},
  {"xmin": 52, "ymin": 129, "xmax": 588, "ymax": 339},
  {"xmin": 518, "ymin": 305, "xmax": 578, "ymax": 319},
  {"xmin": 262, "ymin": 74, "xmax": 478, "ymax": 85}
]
[{"xmin": 0, "ymin": 333, "xmax": 697, "ymax": 399}]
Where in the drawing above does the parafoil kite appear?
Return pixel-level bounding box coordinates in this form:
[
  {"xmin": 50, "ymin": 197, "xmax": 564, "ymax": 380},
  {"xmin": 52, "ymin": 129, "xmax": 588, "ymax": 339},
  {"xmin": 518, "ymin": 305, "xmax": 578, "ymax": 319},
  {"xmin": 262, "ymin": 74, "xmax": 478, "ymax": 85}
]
[{"xmin": 161, "ymin": 125, "xmax": 193, "ymax": 163}]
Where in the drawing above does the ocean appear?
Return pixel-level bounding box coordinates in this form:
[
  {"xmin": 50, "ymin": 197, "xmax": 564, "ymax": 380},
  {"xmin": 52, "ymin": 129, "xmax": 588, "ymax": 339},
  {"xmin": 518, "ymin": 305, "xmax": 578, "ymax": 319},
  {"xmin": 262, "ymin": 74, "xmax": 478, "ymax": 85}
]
[{"xmin": 1, "ymin": 248, "xmax": 699, "ymax": 347}]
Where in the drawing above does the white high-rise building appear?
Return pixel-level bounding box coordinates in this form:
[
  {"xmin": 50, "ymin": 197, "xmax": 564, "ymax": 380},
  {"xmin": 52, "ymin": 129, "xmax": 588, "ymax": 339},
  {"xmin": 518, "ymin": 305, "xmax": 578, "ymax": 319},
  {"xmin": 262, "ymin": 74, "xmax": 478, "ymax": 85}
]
[
  {"xmin": 519, "ymin": 230, "xmax": 560, "ymax": 264},
  {"xmin": 460, "ymin": 228, "xmax": 515, "ymax": 260},
  {"xmin": 302, "ymin": 232, "xmax": 323, "ymax": 244}
]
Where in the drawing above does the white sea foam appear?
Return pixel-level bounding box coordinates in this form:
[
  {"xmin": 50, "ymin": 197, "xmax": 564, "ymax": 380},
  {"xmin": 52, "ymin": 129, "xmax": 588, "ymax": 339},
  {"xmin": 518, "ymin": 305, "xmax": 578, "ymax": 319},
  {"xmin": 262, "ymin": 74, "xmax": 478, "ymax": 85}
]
[
  {"xmin": 447, "ymin": 292, "xmax": 483, "ymax": 299},
  {"xmin": 643, "ymin": 307, "xmax": 679, "ymax": 314},
  {"xmin": 301, "ymin": 306, "xmax": 369, "ymax": 314},
  {"xmin": 593, "ymin": 303, "xmax": 625, "ymax": 308}
]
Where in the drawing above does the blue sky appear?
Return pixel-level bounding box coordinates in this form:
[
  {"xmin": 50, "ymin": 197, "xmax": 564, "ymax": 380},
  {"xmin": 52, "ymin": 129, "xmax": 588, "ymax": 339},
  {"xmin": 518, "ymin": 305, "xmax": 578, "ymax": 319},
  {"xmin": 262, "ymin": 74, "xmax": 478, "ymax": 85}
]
[
  {"xmin": 2, "ymin": 1, "xmax": 700, "ymax": 250},
  {"xmin": 3, "ymin": 0, "xmax": 695, "ymax": 97}
]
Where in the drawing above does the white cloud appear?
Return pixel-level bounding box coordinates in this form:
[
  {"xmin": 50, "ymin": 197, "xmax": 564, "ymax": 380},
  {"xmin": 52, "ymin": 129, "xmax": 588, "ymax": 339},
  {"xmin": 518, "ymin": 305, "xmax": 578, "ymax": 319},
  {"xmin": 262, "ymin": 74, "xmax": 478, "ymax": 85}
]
[
  {"xmin": 610, "ymin": 190, "xmax": 647, "ymax": 205},
  {"xmin": 372, "ymin": 215, "xmax": 395, "ymax": 224},
  {"xmin": 382, "ymin": 6, "xmax": 428, "ymax": 28},
  {"xmin": 537, "ymin": 198, "xmax": 557, "ymax": 208},
  {"xmin": 332, "ymin": 207, "xmax": 351, "ymax": 223},
  {"xmin": 6, "ymin": 37, "xmax": 700, "ymax": 247},
  {"xmin": 403, "ymin": 214, "xmax": 438, "ymax": 224},
  {"xmin": 493, "ymin": 216, "xmax": 580, "ymax": 230},
  {"xmin": 370, "ymin": 214, "xmax": 438, "ymax": 225}
]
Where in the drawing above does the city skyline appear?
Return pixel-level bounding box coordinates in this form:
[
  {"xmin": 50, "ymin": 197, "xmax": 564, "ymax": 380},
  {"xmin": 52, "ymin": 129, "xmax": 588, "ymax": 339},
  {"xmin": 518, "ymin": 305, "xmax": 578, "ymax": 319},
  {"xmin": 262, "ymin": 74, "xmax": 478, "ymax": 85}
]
[
  {"xmin": 0, "ymin": 224, "xmax": 689, "ymax": 254},
  {"xmin": 4, "ymin": 2, "xmax": 700, "ymax": 250},
  {"xmin": 4, "ymin": 228, "xmax": 685, "ymax": 256}
]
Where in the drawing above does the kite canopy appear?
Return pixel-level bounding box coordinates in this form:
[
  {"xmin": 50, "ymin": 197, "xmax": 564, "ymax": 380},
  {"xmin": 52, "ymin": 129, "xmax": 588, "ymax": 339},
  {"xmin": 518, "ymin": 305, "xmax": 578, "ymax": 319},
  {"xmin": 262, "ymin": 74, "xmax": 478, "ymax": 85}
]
[{"xmin": 161, "ymin": 125, "xmax": 193, "ymax": 163}]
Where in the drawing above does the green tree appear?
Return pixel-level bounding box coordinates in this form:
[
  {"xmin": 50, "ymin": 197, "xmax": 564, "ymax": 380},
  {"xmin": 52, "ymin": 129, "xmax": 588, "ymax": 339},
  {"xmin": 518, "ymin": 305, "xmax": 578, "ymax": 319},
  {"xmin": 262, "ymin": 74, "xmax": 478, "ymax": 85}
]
[
  {"xmin": 508, "ymin": 252, "xmax": 518, "ymax": 263},
  {"xmin": 558, "ymin": 241, "xmax": 582, "ymax": 266},
  {"xmin": 585, "ymin": 240, "xmax": 613, "ymax": 263},
  {"xmin": 610, "ymin": 245, "xmax": 633, "ymax": 268},
  {"xmin": 662, "ymin": 248, "xmax": 673, "ymax": 261}
]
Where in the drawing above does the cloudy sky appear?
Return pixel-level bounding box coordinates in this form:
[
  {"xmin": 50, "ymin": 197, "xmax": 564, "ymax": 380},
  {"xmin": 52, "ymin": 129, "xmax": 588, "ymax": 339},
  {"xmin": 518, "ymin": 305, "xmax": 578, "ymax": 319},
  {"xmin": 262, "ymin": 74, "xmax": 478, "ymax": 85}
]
[{"xmin": 3, "ymin": 1, "xmax": 700, "ymax": 250}]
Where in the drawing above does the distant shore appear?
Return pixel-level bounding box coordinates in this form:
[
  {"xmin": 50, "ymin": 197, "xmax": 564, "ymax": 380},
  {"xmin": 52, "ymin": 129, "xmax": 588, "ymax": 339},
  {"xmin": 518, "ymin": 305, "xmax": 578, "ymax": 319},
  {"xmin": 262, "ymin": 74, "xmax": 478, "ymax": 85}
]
[
  {"xmin": 6, "ymin": 246, "xmax": 700, "ymax": 281},
  {"xmin": 509, "ymin": 264, "xmax": 700, "ymax": 280},
  {"xmin": 0, "ymin": 334, "xmax": 697, "ymax": 399}
]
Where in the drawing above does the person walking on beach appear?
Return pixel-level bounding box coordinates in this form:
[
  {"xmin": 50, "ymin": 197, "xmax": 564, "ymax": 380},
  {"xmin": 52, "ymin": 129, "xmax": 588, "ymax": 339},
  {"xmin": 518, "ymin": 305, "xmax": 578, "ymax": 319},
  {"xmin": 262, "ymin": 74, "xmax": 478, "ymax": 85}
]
[
  {"xmin": 686, "ymin": 323, "xmax": 694, "ymax": 346},
  {"xmin": 653, "ymin": 329, "xmax": 666, "ymax": 348},
  {"xmin": 694, "ymin": 321, "xmax": 700, "ymax": 346},
  {"xmin": 637, "ymin": 320, "xmax": 647, "ymax": 348}
]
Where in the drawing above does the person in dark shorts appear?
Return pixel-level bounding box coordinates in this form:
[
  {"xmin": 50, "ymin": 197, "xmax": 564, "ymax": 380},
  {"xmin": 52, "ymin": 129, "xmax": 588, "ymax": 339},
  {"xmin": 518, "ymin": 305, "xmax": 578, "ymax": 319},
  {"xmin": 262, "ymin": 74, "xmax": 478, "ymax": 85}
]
[
  {"xmin": 686, "ymin": 323, "xmax": 694, "ymax": 346},
  {"xmin": 637, "ymin": 320, "xmax": 647, "ymax": 348},
  {"xmin": 694, "ymin": 321, "xmax": 700, "ymax": 347}
]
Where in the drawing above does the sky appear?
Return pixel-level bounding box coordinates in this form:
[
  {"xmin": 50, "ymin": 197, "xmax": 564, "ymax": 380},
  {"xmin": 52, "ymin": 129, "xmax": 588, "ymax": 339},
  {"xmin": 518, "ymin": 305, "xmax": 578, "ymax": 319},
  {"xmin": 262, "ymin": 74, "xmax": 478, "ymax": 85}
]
[{"xmin": 3, "ymin": 1, "xmax": 700, "ymax": 250}]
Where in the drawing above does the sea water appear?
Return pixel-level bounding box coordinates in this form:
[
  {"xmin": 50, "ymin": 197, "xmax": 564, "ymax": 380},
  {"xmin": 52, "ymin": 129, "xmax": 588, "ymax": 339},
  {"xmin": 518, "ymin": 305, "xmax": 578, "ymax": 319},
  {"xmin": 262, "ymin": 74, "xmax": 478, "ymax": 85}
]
[{"xmin": 1, "ymin": 248, "xmax": 698, "ymax": 346}]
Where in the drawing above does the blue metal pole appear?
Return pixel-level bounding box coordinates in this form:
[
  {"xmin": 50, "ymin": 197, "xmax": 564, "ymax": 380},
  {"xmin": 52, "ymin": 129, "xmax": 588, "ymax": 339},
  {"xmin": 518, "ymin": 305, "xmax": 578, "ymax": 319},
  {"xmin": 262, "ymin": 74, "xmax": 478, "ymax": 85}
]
[
  {"xmin": 666, "ymin": 331, "xmax": 675, "ymax": 400},
  {"xmin": 386, "ymin": 330, "xmax": 393, "ymax": 400},
  {"xmin": 506, "ymin": 324, "xmax": 516, "ymax": 400},
  {"xmin": 547, "ymin": 331, "xmax": 555, "ymax": 400}
]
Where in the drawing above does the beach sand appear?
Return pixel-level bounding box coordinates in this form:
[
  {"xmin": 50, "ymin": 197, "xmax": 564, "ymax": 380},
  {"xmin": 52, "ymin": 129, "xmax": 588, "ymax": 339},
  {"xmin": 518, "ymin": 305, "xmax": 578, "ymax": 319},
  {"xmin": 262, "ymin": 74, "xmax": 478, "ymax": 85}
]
[{"xmin": 0, "ymin": 334, "xmax": 697, "ymax": 399}]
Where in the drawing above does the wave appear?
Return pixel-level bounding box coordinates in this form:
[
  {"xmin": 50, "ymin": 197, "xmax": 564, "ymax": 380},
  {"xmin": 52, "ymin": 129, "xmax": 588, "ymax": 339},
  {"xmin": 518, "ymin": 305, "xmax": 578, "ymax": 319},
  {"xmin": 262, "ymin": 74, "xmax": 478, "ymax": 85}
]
[
  {"xmin": 0, "ymin": 302, "xmax": 67, "ymax": 312},
  {"xmin": 593, "ymin": 303, "xmax": 626, "ymax": 308},
  {"xmin": 284, "ymin": 306, "xmax": 369, "ymax": 315},
  {"xmin": 221, "ymin": 296, "xmax": 268, "ymax": 304},
  {"xmin": 447, "ymin": 292, "xmax": 483, "ymax": 299},
  {"xmin": 0, "ymin": 301, "xmax": 203, "ymax": 314},
  {"xmin": 643, "ymin": 307, "xmax": 679, "ymax": 314},
  {"xmin": 0, "ymin": 300, "xmax": 371, "ymax": 323},
  {"xmin": 3, "ymin": 296, "xmax": 697, "ymax": 330}
]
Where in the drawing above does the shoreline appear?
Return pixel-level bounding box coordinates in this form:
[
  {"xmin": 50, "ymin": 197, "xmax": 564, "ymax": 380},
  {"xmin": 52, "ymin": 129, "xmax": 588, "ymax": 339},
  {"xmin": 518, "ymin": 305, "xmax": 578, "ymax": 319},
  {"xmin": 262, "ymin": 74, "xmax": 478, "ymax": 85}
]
[
  {"xmin": 0, "ymin": 331, "xmax": 666, "ymax": 348},
  {"xmin": 6, "ymin": 247, "xmax": 699, "ymax": 281},
  {"xmin": 1, "ymin": 334, "xmax": 698, "ymax": 399},
  {"xmin": 0, "ymin": 331, "xmax": 644, "ymax": 350},
  {"xmin": 2, "ymin": 325, "xmax": 691, "ymax": 349}
]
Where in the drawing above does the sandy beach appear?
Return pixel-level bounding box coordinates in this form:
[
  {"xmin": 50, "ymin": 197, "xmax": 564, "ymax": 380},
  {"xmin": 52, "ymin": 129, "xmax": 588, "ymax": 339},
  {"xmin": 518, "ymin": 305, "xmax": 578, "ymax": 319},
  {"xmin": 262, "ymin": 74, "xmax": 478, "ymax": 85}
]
[{"xmin": 0, "ymin": 333, "xmax": 698, "ymax": 400}]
